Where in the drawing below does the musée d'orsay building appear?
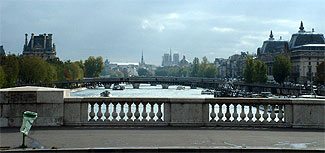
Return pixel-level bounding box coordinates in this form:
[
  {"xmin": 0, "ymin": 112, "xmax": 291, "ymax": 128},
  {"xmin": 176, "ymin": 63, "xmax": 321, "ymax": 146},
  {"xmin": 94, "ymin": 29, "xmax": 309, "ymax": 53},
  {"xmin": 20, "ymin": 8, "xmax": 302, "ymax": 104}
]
[{"xmin": 257, "ymin": 21, "xmax": 325, "ymax": 84}]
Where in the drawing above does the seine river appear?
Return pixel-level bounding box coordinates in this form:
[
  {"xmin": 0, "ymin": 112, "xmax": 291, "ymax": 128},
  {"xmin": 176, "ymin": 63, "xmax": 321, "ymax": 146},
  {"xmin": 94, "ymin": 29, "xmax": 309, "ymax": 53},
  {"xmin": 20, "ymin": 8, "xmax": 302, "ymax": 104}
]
[{"xmin": 71, "ymin": 84, "xmax": 214, "ymax": 98}]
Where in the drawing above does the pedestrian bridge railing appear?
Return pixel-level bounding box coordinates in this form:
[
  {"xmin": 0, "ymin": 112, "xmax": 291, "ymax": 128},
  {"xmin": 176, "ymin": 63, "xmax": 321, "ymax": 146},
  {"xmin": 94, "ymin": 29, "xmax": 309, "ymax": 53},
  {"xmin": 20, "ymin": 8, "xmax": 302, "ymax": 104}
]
[{"xmin": 63, "ymin": 97, "xmax": 324, "ymax": 128}]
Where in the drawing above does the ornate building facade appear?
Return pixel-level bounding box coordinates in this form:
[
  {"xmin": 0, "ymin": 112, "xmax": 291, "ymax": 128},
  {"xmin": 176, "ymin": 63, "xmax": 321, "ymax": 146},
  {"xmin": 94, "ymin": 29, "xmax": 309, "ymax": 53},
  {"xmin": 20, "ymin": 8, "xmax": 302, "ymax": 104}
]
[
  {"xmin": 257, "ymin": 30, "xmax": 289, "ymax": 78},
  {"xmin": 288, "ymin": 22, "xmax": 325, "ymax": 84},
  {"xmin": 257, "ymin": 22, "xmax": 325, "ymax": 84},
  {"xmin": 23, "ymin": 33, "xmax": 56, "ymax": 60}
]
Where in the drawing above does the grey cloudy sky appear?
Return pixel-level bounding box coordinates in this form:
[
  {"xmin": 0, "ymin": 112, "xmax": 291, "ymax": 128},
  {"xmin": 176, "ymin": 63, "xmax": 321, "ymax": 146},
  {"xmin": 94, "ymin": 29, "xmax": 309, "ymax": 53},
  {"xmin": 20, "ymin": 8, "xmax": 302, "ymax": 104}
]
[{"xmin": 1, "ymin": 0, "xmax": 324, "ymax": 65}]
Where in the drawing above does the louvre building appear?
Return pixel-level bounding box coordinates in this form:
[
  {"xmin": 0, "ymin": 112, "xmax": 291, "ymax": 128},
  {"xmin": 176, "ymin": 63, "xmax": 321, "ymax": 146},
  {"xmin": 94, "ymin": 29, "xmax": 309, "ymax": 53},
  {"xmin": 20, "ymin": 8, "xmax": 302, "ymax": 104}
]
[{"xmin": 23, "ymin": 33, "xmax": 56, "ymax": 60}]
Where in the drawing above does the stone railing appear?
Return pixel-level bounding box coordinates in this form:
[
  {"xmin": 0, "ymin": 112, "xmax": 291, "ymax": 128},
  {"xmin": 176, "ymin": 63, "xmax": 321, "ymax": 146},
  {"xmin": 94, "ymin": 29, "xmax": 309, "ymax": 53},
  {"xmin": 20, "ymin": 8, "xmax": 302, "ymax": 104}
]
[
  {"xmin": 1, "ymin": 86, "xmax": 324, "ymax": 129},
  {"xmin": 63, "ymin": 97, "xmax": 325, "ymax": 129}
]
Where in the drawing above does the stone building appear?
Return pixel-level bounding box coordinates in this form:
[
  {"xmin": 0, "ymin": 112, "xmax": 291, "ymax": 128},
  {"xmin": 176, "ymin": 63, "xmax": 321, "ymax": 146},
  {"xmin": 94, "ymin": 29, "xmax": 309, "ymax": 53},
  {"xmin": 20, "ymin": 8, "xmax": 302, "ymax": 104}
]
[
  {"xmin": 23, "ymin": 33, "xmax": 56, "ymax": 60},
  {"xmin": 179, "ymin": 55, "xmax": 190, "ymax": 67},
  {"xmin": 0, "ymin": 46, "xmax": 5, "ymax": 55},
  {"xmin": 172, "ymin": 53, "xmax": 180, "ymax": 65},
  {"xmin": 257, "ymin": 30, "xmax": 289, "ymax": 77},
  {"xmin": 227, "ymin": 52, "xmax": 248, "ymax": 79},
  {"xmin": 288, "ymin": 22, "xmax": 325, "ymax": 84},
  {"xmin": 214, "ymin": 58, "xmax": 227, "ymax": 78}
]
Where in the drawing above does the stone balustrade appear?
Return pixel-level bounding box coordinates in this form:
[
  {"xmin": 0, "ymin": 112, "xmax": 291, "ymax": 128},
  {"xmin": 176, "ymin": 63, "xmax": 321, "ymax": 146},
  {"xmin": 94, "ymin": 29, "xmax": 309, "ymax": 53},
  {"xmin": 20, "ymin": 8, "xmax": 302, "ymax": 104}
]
[
  {"xmin": 1, "ymin": 86, "xmax": 324, "ymax": 129},
  {"xmin": 64, "ymin": 97, "xmax": 324, "ymax": 129}
]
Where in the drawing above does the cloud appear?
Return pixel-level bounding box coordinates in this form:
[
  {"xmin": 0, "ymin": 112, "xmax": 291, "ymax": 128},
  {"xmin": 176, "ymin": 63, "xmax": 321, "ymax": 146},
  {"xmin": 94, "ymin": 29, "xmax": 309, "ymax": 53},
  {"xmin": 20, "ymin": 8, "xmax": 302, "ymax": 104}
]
[
  {"xmin": 166, "ymin": 13, "xmax": 179, "ymax": 19},
  {"xmin": 242, "ymin": 35, "xmax": 266, "ymax": 41},
  {"xmin": 141, "ymin": 19, "xmax": 165, "ymax": 32},
  {"xmin": 141, "ymin": 13, "xmax": 185, "ymax": 32},
  {"xmin": 211, "ymin": 27, "xmax": 235, "ymax": 33}
]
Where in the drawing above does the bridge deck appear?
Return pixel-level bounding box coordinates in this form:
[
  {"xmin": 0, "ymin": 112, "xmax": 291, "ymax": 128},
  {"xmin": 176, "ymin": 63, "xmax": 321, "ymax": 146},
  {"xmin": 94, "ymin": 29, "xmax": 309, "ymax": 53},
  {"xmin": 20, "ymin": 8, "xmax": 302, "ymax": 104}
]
[{"xmin": 1, "ymin": 127, "xmax": 324, "ymax": 151}]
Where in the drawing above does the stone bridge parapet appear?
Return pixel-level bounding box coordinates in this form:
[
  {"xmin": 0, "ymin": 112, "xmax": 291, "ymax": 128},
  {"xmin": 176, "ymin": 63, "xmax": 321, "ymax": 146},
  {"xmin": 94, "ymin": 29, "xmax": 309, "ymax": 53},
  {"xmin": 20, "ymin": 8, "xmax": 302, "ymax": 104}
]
[{"xmin": 0, "ymin": 86, "xmax": 324, "ymax": 129}]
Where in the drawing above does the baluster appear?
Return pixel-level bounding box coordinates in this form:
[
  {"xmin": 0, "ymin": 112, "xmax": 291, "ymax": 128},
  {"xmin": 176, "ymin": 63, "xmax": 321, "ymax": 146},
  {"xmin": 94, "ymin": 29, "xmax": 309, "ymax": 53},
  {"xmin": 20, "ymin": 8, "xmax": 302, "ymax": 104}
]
[
  {"xmin": 119, "ymin": 102, "xmax": 125, "ymax": 121},
  {"xmin": 255, "ymin": 104, "xmax": 261, "ymax": 123},
  {"xmin": 104, "ymin": 102, "xmax": 110, "ymax": 122},
  {"xmin": 278, "ymin": 105, "xmax": 284, "ymax": 123},
  {"xmin": 210, "ymin": 103, "xmax": 216, "ymax": 122},
  {"xmin": 157, "ymin": 103, "xmax": 163, "ymax": 122},
  {"xmin": 127, "ymin": 102, "xmax": 133, "ymax": 122},
  {"xmin": 233, "ymin": 104, "xmax": 238, "ymax": 122},
  {"xmin": 89, "ymin": 103, "xmax": 95, "ymax": 122},
  {"xmin": 112, "ymin": 102, "xmax": 118, "ymax": 122},
  {"xmin": 142, "ymin": 102, "xmax": 148, "ymax": 122},
  {"xmin": 263, "ymin": 104, "xmax": 268, "ymax": 123},
  {"xmin": 134, "ymin": 102, "xmax": 140, "ymax": 122},
  {"xmin": 270, "ymin": 104, "xmax": 276, "ymax": 123},
  {"xmin": 149, "ymin": 103, "xmax": 155, "ymax": 122},
  {"xmin": 225, "ymin": 104, "xmax": 231, "ymax": 122},
  {"xmin": 240, "ymin": 104, "xmax": 246, "ymax": 122},
  {"xmin": 97, "ymin": 102, "xmax": 103, "ymax": 121},
  {"xmin": 247, "ymin": 104, "xmax": 253, "ymax": 122},
  {"xmin": 217, "ymin": 104, "xmax": 223, "ymax": 122}
]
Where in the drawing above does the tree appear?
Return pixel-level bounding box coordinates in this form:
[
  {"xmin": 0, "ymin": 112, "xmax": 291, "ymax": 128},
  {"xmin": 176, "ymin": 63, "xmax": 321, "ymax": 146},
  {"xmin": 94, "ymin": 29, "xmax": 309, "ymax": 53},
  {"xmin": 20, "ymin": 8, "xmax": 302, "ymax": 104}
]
[
  {"xmin": 45, "ymin": 63, "xmax": 57, "ymax": 82},
  {"xmin": 243, "ymin": 56, "xmax": 255, "ymax": 83},
  {"xmin": 20, "ymin": 56, "xmax": 48, "ymax": 84},
  {"xmin": 204, "ymin": 65, "xmax": 217, "ymax": 78},
  {"xmin": 254, "ymin": 60, "xmax": 268, "ymax": 83},
  {"xmin": 64, "ymin": 62, "xmax": 84, "ymax": 80},
  {"xmin": 0, "ymin": 66, "xmax": 5, "ymax": 88},
  {"xmin": 47, "ymin": 57, "xmax": 66, "ymax": 81},
  {"xmin": 2, "ymin": 54, "xmax": 19, "ymax": 87},
  {"xmin": 273, "ymin": 55, "xmax": 291, "ymax": 84},
  {"xmin": 191, "ymin": 57, "xmax": 200, "ymax": 77},
  {"xmin": 84, "ymin": 56, "xmax": 104, "ymax": 77},
  {"xmin": 314, "ymin": 62, "xmax": 325, "ymax": 85},
  {"xmin": 178, "ymin": 67, "xmax": 190, "ymax": 77},
  {"xmin": 155, "ymin": 67, "xmax": 169, "ymax": 76},
  {"xmin": 138, "ymin": 68, "xmax": 152, "ymax": 77},
  {"xmin": 198, "ymin": 57, "xmax": 209, "ymax": 77}
]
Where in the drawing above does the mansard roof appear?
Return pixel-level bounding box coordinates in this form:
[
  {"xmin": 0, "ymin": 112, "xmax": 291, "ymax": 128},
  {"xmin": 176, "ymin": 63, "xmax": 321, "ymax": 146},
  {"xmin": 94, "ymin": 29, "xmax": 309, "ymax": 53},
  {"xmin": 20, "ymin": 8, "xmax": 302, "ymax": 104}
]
[
  {"xmin": 260, "ymin": 40, "xmax": 288, "ymax": 54},
  {"xmin": 289, "ymin": 21, "xmax": 325, "ymax": 49},
  {"xmin": 25, "ymin": 34, "xmax": 54, "ymax": 52},
  {"xmin": 289, "ymin": 32, "xmax": 325, "ymax": 49}
]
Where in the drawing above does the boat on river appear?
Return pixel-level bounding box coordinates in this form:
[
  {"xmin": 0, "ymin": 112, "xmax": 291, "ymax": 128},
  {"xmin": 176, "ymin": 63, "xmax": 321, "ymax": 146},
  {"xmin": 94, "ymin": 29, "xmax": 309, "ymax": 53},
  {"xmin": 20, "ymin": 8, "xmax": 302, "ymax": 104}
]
[
  {"xmin": 201, "ymin": 89, "xmax": 214, "ymax": 95},
  {"xmin": 113, "ymin": 85, "xmax": 125, "ymax": 90},
  {"xmin": 176, "ymin": 86, "xmax": 185, "ymax": 90},
  {"xmin": 100, "ymin": 90, "xmax": 112, "ymax": 97}
]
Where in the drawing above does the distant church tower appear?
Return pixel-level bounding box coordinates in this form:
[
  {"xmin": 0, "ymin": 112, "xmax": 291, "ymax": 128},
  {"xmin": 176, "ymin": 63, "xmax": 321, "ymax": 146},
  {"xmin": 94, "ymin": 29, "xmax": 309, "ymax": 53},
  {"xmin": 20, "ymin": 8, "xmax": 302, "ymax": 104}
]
[
  {"xmin": 23, "ymin": 33, "xmax": 56, "ymax": 60},
  {"xmin": 139, "ymin": 50, "xmax": 146, "ymax": 68}
]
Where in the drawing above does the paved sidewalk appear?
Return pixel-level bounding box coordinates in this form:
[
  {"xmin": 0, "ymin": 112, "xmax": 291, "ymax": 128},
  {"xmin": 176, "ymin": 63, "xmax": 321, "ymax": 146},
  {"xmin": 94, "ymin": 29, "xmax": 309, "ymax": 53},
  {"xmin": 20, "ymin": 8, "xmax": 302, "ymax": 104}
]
[{"xmin": 0, "ymin": 127, "xmax": 324, "ymax": 150}]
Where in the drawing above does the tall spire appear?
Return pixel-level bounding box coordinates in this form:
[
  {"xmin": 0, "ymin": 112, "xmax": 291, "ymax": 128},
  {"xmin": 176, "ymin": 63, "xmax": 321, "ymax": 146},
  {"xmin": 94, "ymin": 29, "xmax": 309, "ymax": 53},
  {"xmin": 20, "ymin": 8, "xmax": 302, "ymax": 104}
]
[
  {"xmin": 140, "ymin": 49, "xmax": 145, "ymax": 65},
  {"xmin": 299, "ymin": 21, "xmax": 305, "ymax": 32},
  {"xmin": 269, "ymin": 30, "xmax": 274, "ymax": 40}
]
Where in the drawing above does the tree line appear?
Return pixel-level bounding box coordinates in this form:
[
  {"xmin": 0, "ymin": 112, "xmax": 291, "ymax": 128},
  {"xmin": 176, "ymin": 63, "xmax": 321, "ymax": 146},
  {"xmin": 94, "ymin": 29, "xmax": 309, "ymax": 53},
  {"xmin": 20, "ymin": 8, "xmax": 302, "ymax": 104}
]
[
  {"xmin": 0, "ymin": 54, "xmax": 104, "ymax": 88},
  {"xmin": 243, "ymin": 54, "xmax": 292, "ymax": 85}
]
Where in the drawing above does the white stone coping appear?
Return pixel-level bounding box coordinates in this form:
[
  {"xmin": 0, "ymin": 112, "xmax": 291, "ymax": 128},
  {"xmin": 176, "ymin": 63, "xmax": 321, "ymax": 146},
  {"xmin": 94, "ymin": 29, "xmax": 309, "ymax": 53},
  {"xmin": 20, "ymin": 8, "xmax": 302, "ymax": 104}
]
[{"xmin": 0, "ymin": 86, "xmax": 68, "ymax": 92}]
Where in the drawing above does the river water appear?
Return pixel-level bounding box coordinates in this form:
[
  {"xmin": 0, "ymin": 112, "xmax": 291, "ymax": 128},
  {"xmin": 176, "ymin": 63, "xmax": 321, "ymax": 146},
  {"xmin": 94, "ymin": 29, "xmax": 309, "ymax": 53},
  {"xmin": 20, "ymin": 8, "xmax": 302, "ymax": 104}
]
[{"xmin": 71, "ymin": 84, "xmax": 214, "ymax": 98}]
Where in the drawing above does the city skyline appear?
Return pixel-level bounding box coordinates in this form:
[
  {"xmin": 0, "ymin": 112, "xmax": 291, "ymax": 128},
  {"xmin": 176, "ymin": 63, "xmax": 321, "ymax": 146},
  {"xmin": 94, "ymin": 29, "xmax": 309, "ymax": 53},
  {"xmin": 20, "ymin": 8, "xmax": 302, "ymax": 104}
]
[{"xmin": 1, "ymin": 0, "xmax": 325, "ymax": 65}]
